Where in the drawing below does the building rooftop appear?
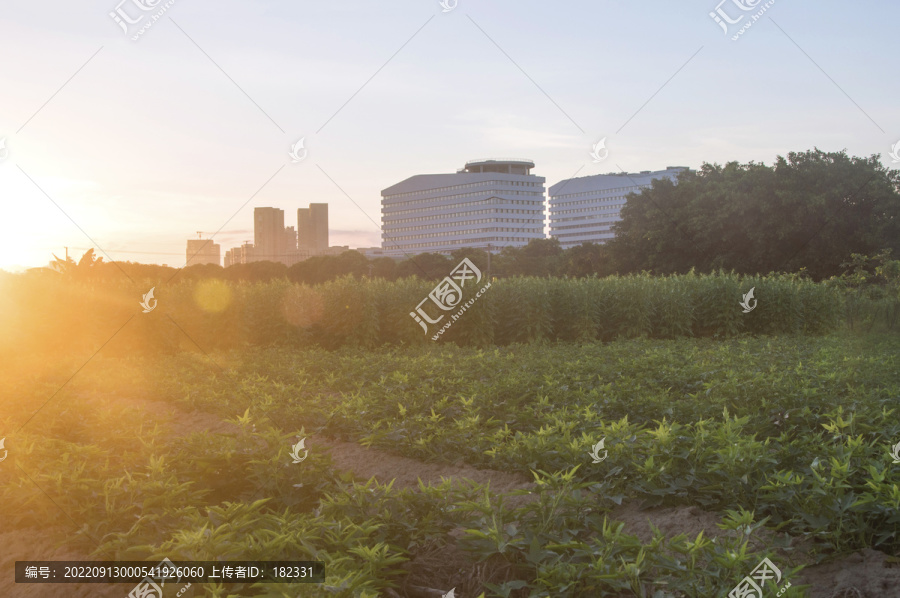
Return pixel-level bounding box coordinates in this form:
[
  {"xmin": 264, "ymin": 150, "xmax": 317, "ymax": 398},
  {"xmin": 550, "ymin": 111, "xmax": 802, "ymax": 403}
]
[
  {"xmin": 382, "ymin": 161, "xmax": 543, "ymax": 197},
  {"xmin": 548, "ymin": 166, "xmax": 688, "ymax": 196},
  {"xmin": 462, "ymin": 158, "xmax": 534, "ymax": 175}
]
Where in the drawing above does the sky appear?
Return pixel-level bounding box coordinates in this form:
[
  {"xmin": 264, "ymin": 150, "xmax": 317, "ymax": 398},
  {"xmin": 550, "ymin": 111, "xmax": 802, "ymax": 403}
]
[{"xmin": 1, "ymin": 0, "xmax": 898, "ymax": 271}]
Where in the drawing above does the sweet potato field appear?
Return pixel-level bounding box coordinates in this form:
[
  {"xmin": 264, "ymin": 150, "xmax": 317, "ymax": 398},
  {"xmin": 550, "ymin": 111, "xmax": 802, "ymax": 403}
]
[{"xmin": 2, "ymin": 319, "xmax": 899, "ymax": 596}]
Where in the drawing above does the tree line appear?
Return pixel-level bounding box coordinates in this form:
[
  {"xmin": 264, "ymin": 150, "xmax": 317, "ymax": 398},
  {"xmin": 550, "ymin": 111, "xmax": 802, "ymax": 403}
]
[{"xmin": 25, "ymin": 148, "xmax": 900, "ymax": 284}]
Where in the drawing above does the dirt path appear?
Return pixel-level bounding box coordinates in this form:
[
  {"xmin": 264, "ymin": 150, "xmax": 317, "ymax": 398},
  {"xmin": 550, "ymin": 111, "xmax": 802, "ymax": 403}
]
[
  {"xmin": 312, "ymin": 436, "xmax": 534, "ymax": 494},
  {"xmin": 0, "ymin": 528, "xmax": 136, "ymax": 598},
  {"xmin": 121, "ymin": 395, "xmax": 536, "ymax": 495}
]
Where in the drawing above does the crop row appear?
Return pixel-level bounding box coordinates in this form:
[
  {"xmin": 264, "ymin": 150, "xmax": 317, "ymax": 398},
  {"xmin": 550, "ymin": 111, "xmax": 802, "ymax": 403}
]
[
  {"xmin": 147, "ymin": 333, "xmax": 900, "ymax": 558},
  {"xmin": 2, "ymin": 333, "xmax": 897, "ymax": 596},
  {"xmin": 0, "ymin": 356, "xmax": 806, "ymax": 597},
  {"xmin": 4, "ymin": 270, "xmax": 885, "ymax": 360}
]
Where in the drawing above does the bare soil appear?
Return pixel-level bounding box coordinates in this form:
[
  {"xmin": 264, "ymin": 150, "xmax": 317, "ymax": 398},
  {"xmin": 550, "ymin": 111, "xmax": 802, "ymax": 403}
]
[
  {"xmin": 799, "ymin": 549, "xmax": 900, "ymax": 598},
  {"xmin": 0, "ymin": 528, "xmax": 134, "ymax": 598},
  {"xmin": 311, "ymin": 436, "xmax": 534, "ymax": 495}
]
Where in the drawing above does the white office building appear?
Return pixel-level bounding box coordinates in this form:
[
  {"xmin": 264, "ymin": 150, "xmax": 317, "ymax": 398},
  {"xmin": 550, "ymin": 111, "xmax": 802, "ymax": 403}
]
[
  {"xmin": 380, "ymin": 159, "xmax": 546, "ymax": 256},
  {"xmin": 548, "ymin": 167, "xmax": 688, "ymax": 248}
]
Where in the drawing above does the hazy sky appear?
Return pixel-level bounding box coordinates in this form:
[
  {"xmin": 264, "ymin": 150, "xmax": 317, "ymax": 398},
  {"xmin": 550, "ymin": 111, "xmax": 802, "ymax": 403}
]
[{"xmin": 1, "ymin": 0, "xmax": 897, "ymax": 271}]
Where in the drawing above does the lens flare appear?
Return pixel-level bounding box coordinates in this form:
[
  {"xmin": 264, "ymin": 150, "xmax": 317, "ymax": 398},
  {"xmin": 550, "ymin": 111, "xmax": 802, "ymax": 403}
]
[{"xmin": 193, "ymin": 279, "xmax": 233, "ymax": 313}]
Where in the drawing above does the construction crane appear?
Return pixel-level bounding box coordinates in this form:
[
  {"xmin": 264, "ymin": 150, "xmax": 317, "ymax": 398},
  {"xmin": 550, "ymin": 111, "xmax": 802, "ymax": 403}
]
[{"xmin": 195, "ymin": 231, "xmax": 217, "ymax": 239}]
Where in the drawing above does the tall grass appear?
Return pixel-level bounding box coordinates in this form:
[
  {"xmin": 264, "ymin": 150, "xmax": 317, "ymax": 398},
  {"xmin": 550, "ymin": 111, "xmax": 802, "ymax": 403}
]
[{"xmin": 0, "ymin": 270, "xmax": 873, "ymax": 359}]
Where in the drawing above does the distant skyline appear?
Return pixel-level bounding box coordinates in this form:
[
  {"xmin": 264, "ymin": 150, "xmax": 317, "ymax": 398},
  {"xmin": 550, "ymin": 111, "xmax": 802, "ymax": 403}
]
[{"xmin": 1, "ymin": 0, "xmax": 898, "ymax": 271}]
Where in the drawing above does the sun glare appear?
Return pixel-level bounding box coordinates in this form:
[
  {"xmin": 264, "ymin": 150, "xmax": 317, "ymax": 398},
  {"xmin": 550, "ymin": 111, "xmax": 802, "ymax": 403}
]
[{"xmin": 194, "ymin": 279, "xmax": 233, "ymax": 313}]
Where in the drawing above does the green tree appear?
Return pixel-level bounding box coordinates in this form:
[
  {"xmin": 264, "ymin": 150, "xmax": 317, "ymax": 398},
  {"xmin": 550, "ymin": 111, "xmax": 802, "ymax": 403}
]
[
  {"xmin": 495, "ymin": 238, "xmax": 563, "ymax": 277},
  {"xmin": 180, "ymin": 263, "xmax": 225, "ymax": 280},
  {"xmin": 50, "ymin": 248, "xmax": 104, "ymax": 279},
  {"xmin": 561, "ymin": 242, "xmax": 612, "ymax": 278},
  {"xmin": 450, "ymin": 247, "xmax": 490, "ymax": 277},
  {"xmin": 394, "ymin": 252, "xmax": 452, "ymax": 280},
  {"xmin": 287, "ymin": 251, "xmax": 372, "ymax": 284},
  {"xmin": 370, "ymin": 257, "xmax": 398, "ymax": 279},
  {"xmin": 607, "ymin": 149, "xmax": 900, "ymax": 279},
  {"xmin": 225, "ymin": 260, "xmax": 288, "ymax": 282}
]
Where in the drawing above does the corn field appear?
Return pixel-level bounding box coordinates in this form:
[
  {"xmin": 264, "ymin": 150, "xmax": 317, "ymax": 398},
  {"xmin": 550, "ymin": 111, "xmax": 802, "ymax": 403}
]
[{"xmin": 2, "ymin": 270, "xmax": 878, "ymax": 359}]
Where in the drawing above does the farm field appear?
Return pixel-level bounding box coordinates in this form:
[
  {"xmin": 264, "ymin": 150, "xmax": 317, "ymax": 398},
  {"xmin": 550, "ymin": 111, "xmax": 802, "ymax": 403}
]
[
  {"xmin": 5, "ymin": 0, "xmax": 900, "ymax": 595},
  {"xmin": 2, "ymin": 332, "xmax": 899, "ymax": 597}
]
